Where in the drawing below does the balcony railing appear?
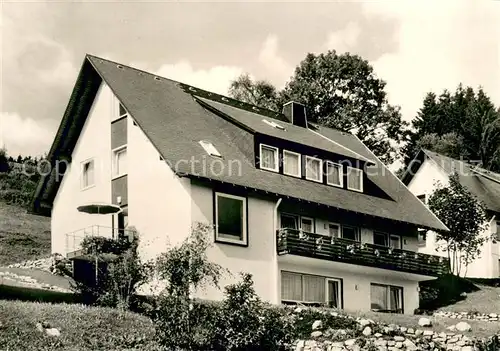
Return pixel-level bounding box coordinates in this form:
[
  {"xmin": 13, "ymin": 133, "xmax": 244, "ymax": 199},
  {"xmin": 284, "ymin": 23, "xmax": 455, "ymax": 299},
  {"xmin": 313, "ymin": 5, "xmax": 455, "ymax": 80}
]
[
  {"xmin": 277, "ymin": 228, "xmax": 449, "ymax": 277},
  {"xmin": 65, "ymin": 225, "xmax": 135, "ymax": 259}
]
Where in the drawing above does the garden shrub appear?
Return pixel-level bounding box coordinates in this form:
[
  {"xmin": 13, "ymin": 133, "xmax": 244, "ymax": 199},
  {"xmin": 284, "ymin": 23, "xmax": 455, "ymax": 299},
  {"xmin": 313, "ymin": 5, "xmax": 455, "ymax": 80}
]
[
  {"xmin": 419, "ymin": 273, "xmax": 479, "ymax": 311},
  {"xmin": 71, "ymin": 230, "xmax": 150, "ymax": 310}
]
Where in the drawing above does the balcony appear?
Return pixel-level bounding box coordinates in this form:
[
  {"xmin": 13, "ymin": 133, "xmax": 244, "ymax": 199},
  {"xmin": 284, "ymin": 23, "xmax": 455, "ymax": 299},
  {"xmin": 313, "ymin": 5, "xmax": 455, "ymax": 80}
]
[
  {"xmin": 277, "ymin": 228, "xmax": 449, "ymax": 277},
  {"xmin": 65, "ymin": 225, "xmax": 135, "ymax": 259}
]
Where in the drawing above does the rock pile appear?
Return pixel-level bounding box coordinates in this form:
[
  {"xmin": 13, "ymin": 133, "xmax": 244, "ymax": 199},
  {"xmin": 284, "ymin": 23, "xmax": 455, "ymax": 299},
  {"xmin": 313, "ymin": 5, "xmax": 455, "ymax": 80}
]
[
  {"xmin": 292, "ymin": 309, "xmax": 499, "ymax": 351},
  {"xmin": 434, "ymin": 311, "xmax": 499, "ymax": 322}
]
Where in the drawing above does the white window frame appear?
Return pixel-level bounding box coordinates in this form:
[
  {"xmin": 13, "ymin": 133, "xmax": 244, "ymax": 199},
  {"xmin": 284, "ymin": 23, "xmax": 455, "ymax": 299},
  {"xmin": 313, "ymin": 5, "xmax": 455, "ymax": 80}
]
[
  {"xmin": 81, "ymin": 158, "xmax": 95, "ymax": 190},
  {"xmin": 300, "ymin": 216, "xmax": 314, "ymax": 233},
  {"xmin": 370, "ymin": 283, "xmax": 404, "ymax": 313},
  {"xmin": 341, "ymin": 225, "xmax": 360, "ymax": 242},
  {"xmin": 280, "ymin": 271, "xmax": 343, "ymax": 307},
  {"xmin": 280, "ymin": 213, "xmax": 299, "ymax": 230},
  {"xmin": 215, "ymin": 192, "xmax": 248, "ymax": 245},
  {"xmin": 283, "ymin": 150, "xmax": 301, "ymax": 177},
  {"xmin": 346, "ymin": 166, "xmax": 363, "ymax": 192},
  {"xmin": 259, "ymin": 144, "xmax": 279, "ymax": 172},
  {"xmin": 327, "ymin": 222, "xmax": 341, "ymax": 238},
  {"xmin": 112, "ymin": 145, "xmax": 127, "ymax": 179},
  {"xmin": 326, "ymin": 161, "xmax": 343, "ymax": 187},
  {"xmin": 305, "ymin": 156, "xmax": 323, "ymax": 183},
  {"xmin": 325, "ymin": 278, "xmax": 342, "ymax": 308}
]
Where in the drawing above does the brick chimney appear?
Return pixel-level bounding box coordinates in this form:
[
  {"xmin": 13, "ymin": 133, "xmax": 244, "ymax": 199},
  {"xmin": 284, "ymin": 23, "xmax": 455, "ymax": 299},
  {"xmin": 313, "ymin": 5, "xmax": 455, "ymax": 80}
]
[{"xmin": 282, "ymin": 101, "xmax": 308, "ymax": 128}]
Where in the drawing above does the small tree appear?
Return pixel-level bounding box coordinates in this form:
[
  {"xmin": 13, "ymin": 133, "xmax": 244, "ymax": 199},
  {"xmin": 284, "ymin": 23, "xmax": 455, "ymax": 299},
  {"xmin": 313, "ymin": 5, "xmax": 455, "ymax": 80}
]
[
  {"xmin": 428, "ymin": 173, "xmax": 489, "ymax": 276},
  {"xmin": 153, "ymin": 222, "xmax": 226, "ymax": 349}
]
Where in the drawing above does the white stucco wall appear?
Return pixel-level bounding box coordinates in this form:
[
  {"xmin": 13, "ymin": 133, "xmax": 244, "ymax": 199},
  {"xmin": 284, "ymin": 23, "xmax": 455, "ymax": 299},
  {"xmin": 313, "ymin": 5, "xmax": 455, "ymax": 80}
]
[
  {"xmin": 278, "ymin": 257, "xmax": 420, "ymax": 315},
  {"xmin": 51, "ymin": 83, "xmax": 114, "ymax": 255},
  {"xmin": 190, "ymin": 184, "xmax": 279, "ymax": 302},
  {"xmin": 407, "ymin": 157, "xmax": 499, "ymax": 278},
  {"xmin": 127, "ymin": 115, "xmax": 192, "ymax": 263}
]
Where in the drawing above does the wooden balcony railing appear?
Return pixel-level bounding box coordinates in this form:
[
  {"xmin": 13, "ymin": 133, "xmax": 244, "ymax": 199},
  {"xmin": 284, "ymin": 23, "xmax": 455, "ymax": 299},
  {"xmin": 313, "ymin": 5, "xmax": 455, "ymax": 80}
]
[{"xmin": 277, "ymin": 228, "xmax": 449, "ymax": 277}]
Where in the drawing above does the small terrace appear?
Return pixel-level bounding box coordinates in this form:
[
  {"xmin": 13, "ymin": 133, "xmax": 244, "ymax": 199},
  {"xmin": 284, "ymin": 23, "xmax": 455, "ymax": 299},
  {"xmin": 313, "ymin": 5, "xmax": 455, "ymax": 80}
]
[{"xmin": 65, "ymin": 225, "xmax": 135, "ymax": 260}]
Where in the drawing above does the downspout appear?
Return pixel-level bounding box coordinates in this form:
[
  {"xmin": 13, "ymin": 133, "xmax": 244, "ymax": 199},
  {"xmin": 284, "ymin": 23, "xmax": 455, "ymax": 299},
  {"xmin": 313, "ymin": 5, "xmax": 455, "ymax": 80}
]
[{"xmin": 273, "ymin": 198, "xmax": 282, "ymax": 304}]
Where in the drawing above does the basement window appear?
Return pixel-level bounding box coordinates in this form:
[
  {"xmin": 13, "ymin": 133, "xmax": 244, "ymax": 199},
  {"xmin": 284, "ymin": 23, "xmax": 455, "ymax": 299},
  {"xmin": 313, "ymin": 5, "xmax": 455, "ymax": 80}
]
[
  {"xmin": 370, "ymin": 284, "xmax": 403, "ymax": 313},
  {"xmin": 199, "ymin": 140, "xmax": 222, "ymax": 158}
]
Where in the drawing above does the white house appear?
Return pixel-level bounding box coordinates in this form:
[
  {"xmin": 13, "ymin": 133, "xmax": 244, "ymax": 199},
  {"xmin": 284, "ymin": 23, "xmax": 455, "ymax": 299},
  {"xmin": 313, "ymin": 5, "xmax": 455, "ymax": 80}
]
[
  {"xmin": 31, "ymin": 55, "xmax": 450, "ymax": 315},
  {"xmin": 402, "ymin": 149, "xmax": 500, "ymax": 278}
]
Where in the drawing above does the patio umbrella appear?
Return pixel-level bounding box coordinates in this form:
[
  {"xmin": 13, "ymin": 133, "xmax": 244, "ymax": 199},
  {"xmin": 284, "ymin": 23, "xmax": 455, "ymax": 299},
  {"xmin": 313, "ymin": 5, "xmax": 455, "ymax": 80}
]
[{"xmin": 77, "ymin": 203, "xmax": 122, "ymax": 215}]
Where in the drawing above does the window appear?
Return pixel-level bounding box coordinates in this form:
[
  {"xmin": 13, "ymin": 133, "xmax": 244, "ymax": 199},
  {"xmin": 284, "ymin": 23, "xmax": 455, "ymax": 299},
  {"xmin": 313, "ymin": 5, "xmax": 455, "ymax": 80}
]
[
  {"xmin": 283, "ymin": 150, "xmax": 301, "ymax": 177},
  {"xmin": 347, "ymin": 166, "xmax": 363, "ymax": 192},
  {"xmin": 113, "ymin": 147, "xmax": 127, "ymax": 178},
  {"xmin": 417, "ymin": 229, "xmax": 427, "ymax": 246},
  {"xmin": 326, "ymin": 161, "xmax": 343, "ymax": 187},
  {"xmin": 215, "ymin": 193, "xmax": 247, "ymax": 245},
  {"xmin": 373, "ymin": 232, "xmax": 402, "ymax": 249},
  {"xmin": 259, "ymin": 144, "xmax": 279, "ymax": 172},
  {"xmin": 342, "ymin": 225, "xmax": 360, "ymax": 241},
  {"xmin": 305, "ymin": 156, "xmax": 322, "ymax": 182},
  {"xmin": 281, "ymin": 272, "xmax": 342, "ymax": 308},
  {"xmin": 280, "ymin": 213, "xmax": 298, "ymax": 230},
  {"xmin": 199, "ymin": 140, "xmax": 222, "ymax": 158},
  {"xmin": 300, "ymin": 217, "xmax": 314, "ymax": 233},
  {"xmin": 81, "ymin": 159, "xmax": 95, "ymax": 189},
  {"xmin": 119, "ymin": 103, "xmax": 127, "ymax": 118},
  {"xmin": 262, "ymin": 119, "xmax": 286, "ymax": 130},
  {"xmin": 370, "ymin": 284, "xmax": 403, "ymax": 313},
  {"xmin": 416, "ymin": 194, "xmax": 427, "ymax": 204},
  {"xmin": 328, "ymin": 223, "xmax": 340, "ymax": 238}
]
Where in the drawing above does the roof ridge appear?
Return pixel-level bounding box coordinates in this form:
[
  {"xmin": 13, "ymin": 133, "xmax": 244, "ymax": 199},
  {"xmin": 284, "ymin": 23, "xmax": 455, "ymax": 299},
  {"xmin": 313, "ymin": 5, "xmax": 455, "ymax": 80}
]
[{"xmin": 86, "ymin": 54, "xmax": 285, "ymax": 121}]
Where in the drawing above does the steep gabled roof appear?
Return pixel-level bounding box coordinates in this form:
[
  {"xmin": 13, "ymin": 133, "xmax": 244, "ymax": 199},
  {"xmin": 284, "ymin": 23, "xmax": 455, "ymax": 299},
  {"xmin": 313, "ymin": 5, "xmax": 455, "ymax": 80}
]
[
  {"xmin": 30, "ymin": 55, "xmax": 448, "ymax": 232},
  {"xmin": 403, "ymin": 149, "xmax": 500, "ymax": 215}
]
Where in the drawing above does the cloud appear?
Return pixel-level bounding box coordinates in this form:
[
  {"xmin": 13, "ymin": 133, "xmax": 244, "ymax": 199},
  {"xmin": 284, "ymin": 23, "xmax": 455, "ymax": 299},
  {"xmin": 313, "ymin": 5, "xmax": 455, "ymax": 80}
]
[
  {"xmin": 324, "ymin": 22, "xmax": 361, "ymax": 54},
  {"xmin": 1, "ymin": 113, "xmax": 55, "ymax": 157},
  {"xmin": 258, "ymin": 35, "xmax": 293, "ymax": 86},
  {"xmin": 362, "ymin": 0, "xmax": 500, "ymax": 121},
  {"xmin": 131, "ymin": 61, "xmax": 244, "ymax": 96}
]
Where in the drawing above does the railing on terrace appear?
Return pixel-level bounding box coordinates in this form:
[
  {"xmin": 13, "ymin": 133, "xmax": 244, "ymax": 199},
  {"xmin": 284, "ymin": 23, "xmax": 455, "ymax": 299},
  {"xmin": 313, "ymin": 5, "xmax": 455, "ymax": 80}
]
[
  {"xmin": 277, "ymin": 228, "xmax": 450, "ymax": 277},
  {"xmin": 65, "ymin": 225, "xmax": 136, "ymax": 259}
]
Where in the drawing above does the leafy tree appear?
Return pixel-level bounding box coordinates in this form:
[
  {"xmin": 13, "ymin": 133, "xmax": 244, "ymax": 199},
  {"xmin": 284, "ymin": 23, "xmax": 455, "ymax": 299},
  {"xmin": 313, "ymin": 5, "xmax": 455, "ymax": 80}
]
[
  {"xmin": 16, "ymin": 155, "xmax": 22, "ymax": 163},
  {"xmin": 427, "ymin": 173, "xmax": 489, "ymax": 276},
  {"xmin": 229, "ymin": 50, "xmax": 408, "ymax": 164},
  {"xmin": 403, "ymin": 85, "xmax": 500, "ymax": 172},
  {"xmin": 228, "ymin": 74, "xmax": 280, "ymax": 111},
  {"xmin": 0, "ymin": 148, "xmax": 9, "ymax": 173}
]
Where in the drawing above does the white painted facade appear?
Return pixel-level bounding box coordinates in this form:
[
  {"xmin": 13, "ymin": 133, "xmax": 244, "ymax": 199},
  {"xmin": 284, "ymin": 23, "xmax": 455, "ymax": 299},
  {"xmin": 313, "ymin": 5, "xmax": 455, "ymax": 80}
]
[
  {"xmin": 406, "ymin": 157, "xmax": 500, "ymax": 278},
  {"xmin": 51, "ymin": 82, "xmax": 437, "ymax": 314}
]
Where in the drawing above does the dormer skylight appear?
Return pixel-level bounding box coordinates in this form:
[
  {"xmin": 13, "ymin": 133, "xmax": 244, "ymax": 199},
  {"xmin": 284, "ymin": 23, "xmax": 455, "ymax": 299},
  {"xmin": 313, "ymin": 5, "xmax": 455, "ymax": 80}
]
[
  {"xmin": 262, "ymin": 119, "xmax": 286, "ymax": 131},
  {"xmin": 199, "ymin": 140, "xmax": 222, "ymax": 158}
]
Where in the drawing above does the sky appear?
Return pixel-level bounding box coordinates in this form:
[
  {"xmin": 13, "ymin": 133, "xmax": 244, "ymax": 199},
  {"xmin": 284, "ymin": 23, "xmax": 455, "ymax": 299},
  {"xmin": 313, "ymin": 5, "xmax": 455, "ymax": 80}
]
[{"xmin": 1, "ymin": 0, "xmax": 499, "ymax": 161}]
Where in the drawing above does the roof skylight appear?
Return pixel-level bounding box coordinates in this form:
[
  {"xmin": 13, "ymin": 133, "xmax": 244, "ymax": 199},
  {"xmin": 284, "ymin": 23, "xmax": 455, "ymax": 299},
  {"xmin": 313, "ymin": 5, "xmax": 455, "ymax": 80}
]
[
  {"xmin": 199, "ymin": 140, "xmax": 222, "ymax": 158},
  {"xmin": 262, "ymin": 119, "xmax": 286, "ymax": 131}
]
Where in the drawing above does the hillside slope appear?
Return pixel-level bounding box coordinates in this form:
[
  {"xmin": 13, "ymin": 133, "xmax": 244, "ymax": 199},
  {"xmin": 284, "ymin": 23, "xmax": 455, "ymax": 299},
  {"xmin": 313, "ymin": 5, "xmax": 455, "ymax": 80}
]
[{"xmin": 0, "ymin": 203, "xmax": 50, "ymax": 266}]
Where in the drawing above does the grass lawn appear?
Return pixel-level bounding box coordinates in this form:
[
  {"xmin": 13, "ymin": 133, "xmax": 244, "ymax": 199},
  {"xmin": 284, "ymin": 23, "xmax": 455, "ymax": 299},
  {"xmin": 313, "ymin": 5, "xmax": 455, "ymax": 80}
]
[
  {"xmin": 0, "ymin": 203, "xmax": 50, "ymax": 266},
  {"xmin": 437, "ymin": 284, "xmax": 500, "ymax": 315},
  {"xmin": 0, "ymin": 300, "xmax": 162, "ymax": 351}
]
